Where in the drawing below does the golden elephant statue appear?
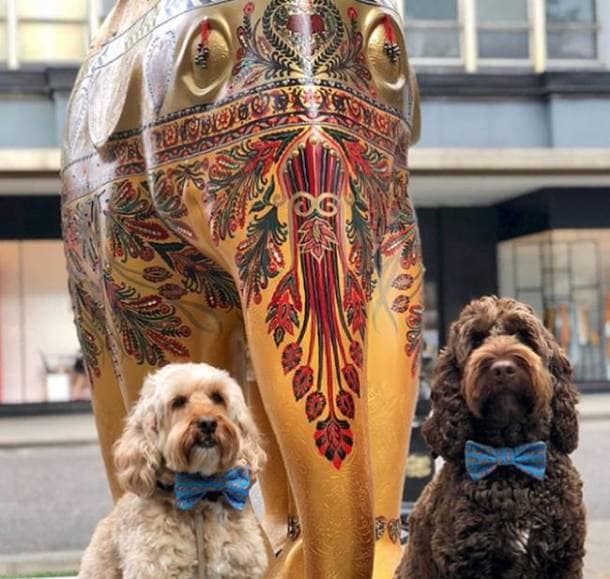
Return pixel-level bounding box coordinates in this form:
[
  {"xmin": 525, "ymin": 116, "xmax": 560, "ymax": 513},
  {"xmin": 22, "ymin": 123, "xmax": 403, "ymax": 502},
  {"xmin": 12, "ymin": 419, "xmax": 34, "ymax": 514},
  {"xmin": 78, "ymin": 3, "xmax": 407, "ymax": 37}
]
[{"xmin": 61, "ymin": 0, "xmax": 423, "ymax": 577}]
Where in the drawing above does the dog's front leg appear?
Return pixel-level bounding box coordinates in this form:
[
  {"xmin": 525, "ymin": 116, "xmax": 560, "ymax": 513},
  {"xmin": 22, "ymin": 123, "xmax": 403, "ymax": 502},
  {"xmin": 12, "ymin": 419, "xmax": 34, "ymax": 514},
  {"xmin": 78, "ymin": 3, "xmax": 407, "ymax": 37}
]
[{"xmin": 78, "ymin": 516, "xmax": 121, "ymax": 579}]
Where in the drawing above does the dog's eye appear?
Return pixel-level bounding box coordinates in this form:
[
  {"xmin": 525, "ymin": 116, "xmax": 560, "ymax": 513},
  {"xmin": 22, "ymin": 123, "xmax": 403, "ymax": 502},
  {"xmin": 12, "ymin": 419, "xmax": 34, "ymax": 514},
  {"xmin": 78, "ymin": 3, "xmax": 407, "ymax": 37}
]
[
  {"xmin": 470, "ymin": 333, "xmax": 485, "ymax": 348},
  {"xmin": 211, "ymin": 391, "xmax": 224, "ymax": 405},
  {"xmin": 172, "ymin": 395, "xmax": 188, "ymax": 409}
]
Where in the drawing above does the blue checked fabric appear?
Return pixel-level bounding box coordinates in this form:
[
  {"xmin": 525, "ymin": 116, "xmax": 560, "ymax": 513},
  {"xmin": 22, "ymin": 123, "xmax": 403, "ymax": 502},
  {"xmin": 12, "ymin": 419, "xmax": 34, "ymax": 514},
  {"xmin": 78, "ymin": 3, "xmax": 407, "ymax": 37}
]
[
  {"xmin": 465, "ymin": 440, "xmax": 547, "ymax": 481},
  {"xmin": 174, "ymin": 467, "xmax": 251, "ymax": 511}
]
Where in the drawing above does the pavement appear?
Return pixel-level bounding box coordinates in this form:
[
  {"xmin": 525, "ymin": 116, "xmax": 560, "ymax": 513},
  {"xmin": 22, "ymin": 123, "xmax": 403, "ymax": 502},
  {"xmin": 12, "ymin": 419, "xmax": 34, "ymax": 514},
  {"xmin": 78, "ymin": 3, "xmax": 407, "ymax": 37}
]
[{"xmin": 0, "ymin": 394, "xmax": 609, "ymax": 579}]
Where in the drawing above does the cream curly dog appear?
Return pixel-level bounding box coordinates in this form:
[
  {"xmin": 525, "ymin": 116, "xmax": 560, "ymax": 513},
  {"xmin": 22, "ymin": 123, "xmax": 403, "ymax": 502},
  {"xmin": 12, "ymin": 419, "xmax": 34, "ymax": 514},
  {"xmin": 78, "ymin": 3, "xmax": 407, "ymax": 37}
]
[{"xmin": 79, "ymin": 363, "xmax": 269, "ymax": 578}]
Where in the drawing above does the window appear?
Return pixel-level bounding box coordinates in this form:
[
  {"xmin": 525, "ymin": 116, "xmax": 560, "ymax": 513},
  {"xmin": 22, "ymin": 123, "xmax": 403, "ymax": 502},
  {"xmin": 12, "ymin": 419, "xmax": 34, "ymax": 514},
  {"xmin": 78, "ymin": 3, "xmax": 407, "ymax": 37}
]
[
  {"xmin": 17, "ymin": 0, "xmax": 89, "ymax": 63},
  {"xmin": 404, "ymin": 0, "xmax": 462, "ymax": 63},
  {"xmin": 546, "ymin": 0, "xmax": 598, "ymax": 61},
  {"xmin": 499, "ymin": 230, "xmax": 610, "ymax": 382},
  {"xmin": 1, "ymin": 0, "xmax": 100, "ymax": 68},
  {"xmin": 0, "ymin": 0, "xmax": 7, "ymax": 65},
  {"xmin": 477, "ymin": 0, "xmax": 531, "ymax": 62},
  {"xmin": 403, "ymin": 0, "xmax": 601, "ymax": 71},
  {"xmin": 0, "ymin": 241, "xmax": 87, "ymax": 404}
]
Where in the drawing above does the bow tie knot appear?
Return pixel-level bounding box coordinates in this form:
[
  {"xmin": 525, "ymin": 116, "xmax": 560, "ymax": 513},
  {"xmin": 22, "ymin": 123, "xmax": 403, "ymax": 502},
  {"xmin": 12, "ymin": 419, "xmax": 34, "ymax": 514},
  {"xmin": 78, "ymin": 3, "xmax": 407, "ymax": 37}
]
[
  {"xmin": 465, "ymin": 440, "xmax": 547, "ymax": 481},
  {"xmin": 175, "ymin": 467, "xmax": 251, "ymax": 511}
]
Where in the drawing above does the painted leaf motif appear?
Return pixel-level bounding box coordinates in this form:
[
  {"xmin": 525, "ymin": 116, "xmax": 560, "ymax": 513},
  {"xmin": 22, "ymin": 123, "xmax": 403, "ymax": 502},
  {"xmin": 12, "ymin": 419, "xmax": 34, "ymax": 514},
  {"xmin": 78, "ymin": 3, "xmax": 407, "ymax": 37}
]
[
  {"xmin": 282, "ymin": 343, "xmax": 303, "ymax": 374},
  {"xmin": 349, "ymin": 341, "xmax": 363, "ymax": 368},
  {"xmin": 266, "ymin": 271, "xmax": 301, "ymax": 346},
  {"xmin": 342, "ymin": 364, "xmax": 360, "ymax": 396},
  {"xmin": 298, "ymin": 217, "xmax": 337, "ymax": 261},
  {"xmin": 143, "ymin": 266, "xmax": 173, "ymax": 283},
  {"xmin": 392, "ymin": 274, "xmax": 414, "ymax": 291},
  {"xmin": 305, "ymin": 391, "xmax": 326, "ymax": 422},
  {"xmin": 314, "ymin": 418, "xmax": 353, "ymax": 469},
  {"xmin": 336, "ymin": 391, "xmax": 355, "ymax": 419},
  {"xmin": 391, "ymin": 295, "xmax": 410, "ymax": 314},
  {"xmin": 292, "ymin": 366, "xmax": 314, "ymax": 401}
]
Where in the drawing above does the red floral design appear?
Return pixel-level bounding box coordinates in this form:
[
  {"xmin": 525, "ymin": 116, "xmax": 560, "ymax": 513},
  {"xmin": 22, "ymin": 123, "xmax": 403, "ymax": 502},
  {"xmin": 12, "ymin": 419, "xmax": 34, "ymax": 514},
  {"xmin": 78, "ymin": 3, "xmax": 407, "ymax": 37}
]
[
  {"xmin": 336, "ymin": 391, "xmax": 355, "ymax": 419},
  {"xmin": 143, "ymin": 266, "xmax": 172, "ymax": 283},
  {"xmin": 292, "ymin": 366, "xmax": 314, "ymax": 401},
  {"xmin": 342, "ymin": 364, "xmax": 360, "ymax": 396},
  {"xmin": 306, "ymin": 392, "xmax": 327, "ymax": 422},
  {"xmin": 298, "ymin": 217, "xmax": 337, "ymax": 262},
  {"xmin": 315, "ymin": 418, "xmax": 353, "ymax": 470},
  {"xmin": 349, "ymin": 341, "xmax": 363, "ymax": 368},
  {"xmin": 282, "ymin": 343, "xmax": 303, "ymax": 374},
  {"xmin": 159, "ymin": 283, "xmax": 187, "ymax": 300},
  {"xmin": 391, "ymin": 295, "xmax": 410, "ymax": 314},
  {"xmin": 392, "ymin": 273, "xmax": 414, "ymax": 291}
]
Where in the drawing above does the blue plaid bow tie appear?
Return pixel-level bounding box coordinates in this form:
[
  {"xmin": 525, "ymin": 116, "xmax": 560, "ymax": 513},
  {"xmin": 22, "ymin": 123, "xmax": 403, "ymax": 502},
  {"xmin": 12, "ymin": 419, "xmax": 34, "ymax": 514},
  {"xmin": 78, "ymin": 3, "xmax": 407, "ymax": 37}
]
[
  {"xmin": 174, "ymin": 467, "xmax": 251, "ymax": 511},
  {"xmin": 465, "ymin": 440, "xmax": 547, "ymax": 481}
]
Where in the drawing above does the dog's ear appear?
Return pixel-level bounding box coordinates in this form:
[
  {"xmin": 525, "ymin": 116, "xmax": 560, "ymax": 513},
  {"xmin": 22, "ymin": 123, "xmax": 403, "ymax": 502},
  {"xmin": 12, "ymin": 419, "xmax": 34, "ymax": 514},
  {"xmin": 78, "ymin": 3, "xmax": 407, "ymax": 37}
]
[
  {"xmin": 548, "ymin": 338, "xmax": 579, "ymax": 454},
  {"xmin": 113, "ymin": 378, "xmax": 162, "ymax": 497},
  {"xmin": 422, "ymin": 347, "xmax": 473, "ymax": 461},
  {"xmin": 233, "ymin": 396, "xmax": 266, "ymax": 479}
]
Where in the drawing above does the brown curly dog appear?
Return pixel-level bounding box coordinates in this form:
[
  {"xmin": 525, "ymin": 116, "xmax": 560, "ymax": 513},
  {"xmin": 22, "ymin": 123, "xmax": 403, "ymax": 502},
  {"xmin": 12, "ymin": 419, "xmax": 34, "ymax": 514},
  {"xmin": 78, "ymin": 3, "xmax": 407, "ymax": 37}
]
[{"xmin": 395, "ymin": 296, "xmax": 586, "ymax": 579}]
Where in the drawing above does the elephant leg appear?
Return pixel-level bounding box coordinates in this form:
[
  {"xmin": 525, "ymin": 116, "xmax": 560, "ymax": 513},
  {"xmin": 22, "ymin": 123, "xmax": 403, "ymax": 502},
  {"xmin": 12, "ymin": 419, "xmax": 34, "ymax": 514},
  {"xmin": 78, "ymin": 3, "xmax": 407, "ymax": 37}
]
[
  {"xmin": 242, "ymin": 308, "xmax": 375, "ymax": 579},
  {"xmin": 367, "ymin": 257, "xmax": 424, "ymax": 577},
  {"xmin": 246, "ymin": 375, "xmax": 295, "ymax": 554}
]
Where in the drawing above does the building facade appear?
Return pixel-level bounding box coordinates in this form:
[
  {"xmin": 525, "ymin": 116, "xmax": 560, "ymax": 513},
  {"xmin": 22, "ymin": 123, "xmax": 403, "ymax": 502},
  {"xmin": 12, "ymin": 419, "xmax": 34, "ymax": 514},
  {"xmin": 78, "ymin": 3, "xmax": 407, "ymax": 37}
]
[{"xmin": 0, "ymin": 0, "xmax": 609, "ymax": 408}]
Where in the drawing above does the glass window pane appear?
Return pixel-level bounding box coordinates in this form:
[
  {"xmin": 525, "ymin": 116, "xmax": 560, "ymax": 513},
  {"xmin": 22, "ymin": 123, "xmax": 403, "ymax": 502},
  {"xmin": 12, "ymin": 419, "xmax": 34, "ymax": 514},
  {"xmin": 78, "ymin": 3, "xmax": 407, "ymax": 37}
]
[
  {"xmin": 18, "ymin": 0, "xmax": 87, "ymax": 20},
  {"xmin": 571, "ymin": 241, "xmax": 598, "ymax": 288},
  {"xmin": 516, "ymin": 291, "xmax": 544, "ymax": 318},
  {"xmin": 406, "ymin": 27, "xmax": 461, "ymax": 58},
  {"xmin": 405, "ymin": 0, "xmax": 458, "ymax": 21},
  {"xmin": 476, "ymin": 0, "xmax": 528, "ymax": 22},
  {"xmin": 516, "ymin": 244, "xmax": 542, "ymax": 288},
  {"xmin": 547, "ymin": 30, "xmax": 597, "ymax": 60},
  {"xmin": 19, "ymin": 22, "xmax": 87, "ymax": 62},
  {"xmin": 547, "ymin": 0, "xmax": 596, "ymax": 23},
  {"xmin": 478, "ymin": 30, "xmax": 530, "ymax": 59}
]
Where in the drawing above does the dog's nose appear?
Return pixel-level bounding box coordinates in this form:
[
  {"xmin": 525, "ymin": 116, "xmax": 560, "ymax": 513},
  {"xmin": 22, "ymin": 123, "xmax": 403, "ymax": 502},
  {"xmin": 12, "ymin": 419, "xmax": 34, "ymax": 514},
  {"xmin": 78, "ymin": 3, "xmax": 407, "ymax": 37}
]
[
  {"xmin": 198, "ymin": 419, "xmax": 217, "ymax": 434},
  {"xmin": 490, "ymin": 360, "xmax": 517, "ymax": 380}
]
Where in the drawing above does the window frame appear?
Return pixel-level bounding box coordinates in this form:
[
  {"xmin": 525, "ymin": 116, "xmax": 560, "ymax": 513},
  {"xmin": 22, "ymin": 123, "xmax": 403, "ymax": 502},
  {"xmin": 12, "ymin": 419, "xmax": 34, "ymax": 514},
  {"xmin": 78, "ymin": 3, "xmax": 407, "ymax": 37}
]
[
  {"xmin": 545, "ymin": 0, "xmax": 602, "ymax": 69},
  {"xmin": 402, "ymin": 0, "xmax": 604, "ymax": 72},
  {"xmin": 3, "ymin": 0, "xmax": 101, "ymax": 69}
]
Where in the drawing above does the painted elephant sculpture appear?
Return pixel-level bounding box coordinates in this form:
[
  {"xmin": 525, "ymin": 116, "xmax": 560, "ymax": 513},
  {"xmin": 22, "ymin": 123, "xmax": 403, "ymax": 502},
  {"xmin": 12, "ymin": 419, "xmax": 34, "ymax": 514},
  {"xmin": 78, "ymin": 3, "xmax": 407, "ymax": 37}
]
[{"xmin": 61, "ymin": 0, "xmax": 423, "ymax": 577}]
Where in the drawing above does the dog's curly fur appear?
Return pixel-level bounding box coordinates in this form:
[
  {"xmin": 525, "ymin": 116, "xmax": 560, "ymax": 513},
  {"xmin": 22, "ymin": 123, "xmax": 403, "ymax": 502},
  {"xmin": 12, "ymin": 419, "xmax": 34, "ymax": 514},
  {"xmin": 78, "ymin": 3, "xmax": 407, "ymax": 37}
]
[
  {"xmin": 79, "ymin": 363, "xmax": 269, "ymax": 579},
  {"xmin": 395, "ymin": 297, "xmax": 586, "ymax": 579}
]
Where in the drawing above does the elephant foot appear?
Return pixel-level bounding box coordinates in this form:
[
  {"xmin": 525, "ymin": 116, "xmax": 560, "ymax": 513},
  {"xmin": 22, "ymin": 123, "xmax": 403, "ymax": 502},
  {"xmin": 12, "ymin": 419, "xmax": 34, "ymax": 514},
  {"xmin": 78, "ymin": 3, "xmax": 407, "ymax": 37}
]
[
  {"xmin": 264, "ymin": 537, "xmax": 304, "ymax": 579},
  {"xmin": 373, "ymin": 537, "xmax": 405, "ymax": 578},
  {"xmin": 263, "ymin": 533, "xmax": 403, "ymax": 578}
]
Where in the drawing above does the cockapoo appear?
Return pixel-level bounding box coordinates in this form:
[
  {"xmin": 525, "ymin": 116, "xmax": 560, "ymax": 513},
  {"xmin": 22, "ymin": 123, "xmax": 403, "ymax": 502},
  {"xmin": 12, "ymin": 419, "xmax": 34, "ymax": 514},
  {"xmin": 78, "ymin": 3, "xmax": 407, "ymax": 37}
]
[
  {"xmin": 396, "ymin": 297, "xmax": 585, "ymax": 579},
  {"xmin": 79, "ymin": 363, "xmax": 269, "ymax": 578}
]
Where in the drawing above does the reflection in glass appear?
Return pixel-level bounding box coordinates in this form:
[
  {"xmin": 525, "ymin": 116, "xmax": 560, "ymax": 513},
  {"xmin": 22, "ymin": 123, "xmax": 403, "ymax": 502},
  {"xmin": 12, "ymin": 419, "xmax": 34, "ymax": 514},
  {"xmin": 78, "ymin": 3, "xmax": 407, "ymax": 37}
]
[
  {"xmin": 406, "ymin": 28, "xmax": 461, "ymax": 59},
  {"xmin": 17, "ymin": 0, "xmax": 87, "ymax": 20},
  {"xmin": 546, "ymin": 0, "xmax": 596, "ymax": 23},
  {"xmin": 499, "ymin": 230, "xmax": 610, "ymax": 382},
  {"xmin": 476, "ymin": 0, "xmax": 528, "ymax": 22},
  {"xmin": 547, "ymin": 30, "xmax": 597, "ymax": 60},
  {"xmin": 478, "ymin": 30, "xmax": 530, "ymax": 59},
  {"xmin": 18, "ymin": 22, "xmax": 88, "ymax": 62},
  {"xmin": 405, "ymin": 0, "xmax": 458, "ymax": 21}
]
